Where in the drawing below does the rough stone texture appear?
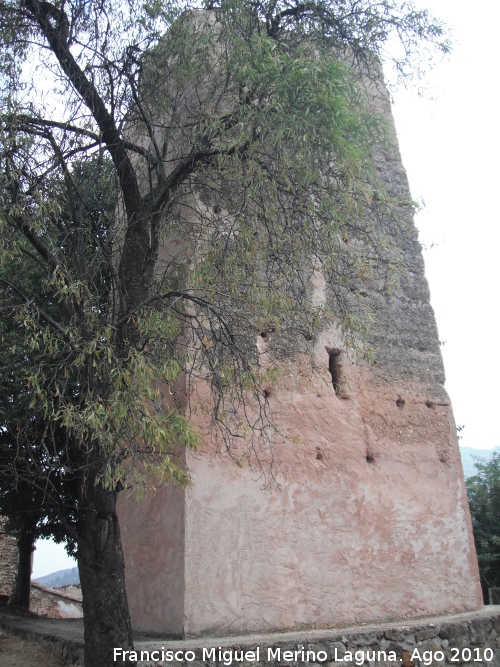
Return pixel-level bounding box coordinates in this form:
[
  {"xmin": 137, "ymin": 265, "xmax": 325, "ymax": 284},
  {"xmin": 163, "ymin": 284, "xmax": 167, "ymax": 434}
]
[
  {"xmin": 117, "ymin": 34, "xmax": 482, "ymax": 637},
  {"xmin": 1, "ymin": 606, "xmax": 499, "ymax": 667},
  {"xmin": 131, "ymin": 609, "xmax": 500, "ymax": 667},
  {"xmin": 29, "ymin": 583, "xmax": 83, "ymax": 619},
  {"xmin": 0, "ymin": 517, "xmax": 18, "ymax": 598}
]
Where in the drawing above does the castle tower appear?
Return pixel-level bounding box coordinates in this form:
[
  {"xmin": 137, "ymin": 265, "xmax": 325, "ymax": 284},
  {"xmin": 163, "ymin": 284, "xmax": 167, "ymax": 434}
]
[
  {"xmin": 118, "ymin": 142, "xmax": 482, "ymax": 638},
  {"xmin": 117, "ymin": 12, "xmax": 482, "ymax": 637}
]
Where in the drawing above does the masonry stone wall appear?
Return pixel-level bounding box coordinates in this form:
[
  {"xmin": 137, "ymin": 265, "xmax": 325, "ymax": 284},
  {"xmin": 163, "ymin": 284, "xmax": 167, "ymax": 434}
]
[
  {"xmin": 132, "ymin": 608, "xmax": 500, "ymax": 667},
  {"xmin": 0, "ymin": 517, "xmax": 17, "ymax": 598},
  {"xmin": 2, "ymin": 606, "xmax": 498, "ymax": 667}
]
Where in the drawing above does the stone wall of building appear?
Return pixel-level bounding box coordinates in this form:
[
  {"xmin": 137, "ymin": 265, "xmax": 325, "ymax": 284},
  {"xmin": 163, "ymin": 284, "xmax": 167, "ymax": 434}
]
[
  {"xmin": 29, "ymin": 582, "xmax": 83, "ymax": 618},
  {"xmin": 0, "ymin": 517, "xmax": 17, "ymax": 599}
]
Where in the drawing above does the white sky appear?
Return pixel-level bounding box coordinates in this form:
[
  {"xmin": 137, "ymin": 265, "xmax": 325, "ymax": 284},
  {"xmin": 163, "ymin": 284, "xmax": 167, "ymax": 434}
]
[
  {"xmin": 391, "ymin": 0, "xmax": 500, "ymax": 453},
  {"xmin": 32, "ymin": 0, "xmax": 500, "ymax": 577},
  {"xmin": 33, "ymin": 538, "xmax": 76, "ymax": 578}
]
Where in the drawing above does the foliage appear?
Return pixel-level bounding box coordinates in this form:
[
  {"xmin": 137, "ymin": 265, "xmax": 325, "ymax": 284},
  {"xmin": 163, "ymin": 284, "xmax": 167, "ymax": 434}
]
[
  {"xmin": 0, "ymin": 229, "xmax": 79, "ymax": 545},
  {"xmin": 0, "ymin": 236, "xmax": 80, "ymax": 604},
  {"xmin": 466, "ymin": 453, "xmax": 500, "ymax": 601},
  {"xmin": 0, "ymin": 0, "xmax": 449, "ymax": 490}
]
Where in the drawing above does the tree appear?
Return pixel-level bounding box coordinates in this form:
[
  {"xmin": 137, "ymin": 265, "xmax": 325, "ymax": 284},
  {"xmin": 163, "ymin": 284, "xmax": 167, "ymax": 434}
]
[
  {"xmin": 0, "ymin": 1, "xmax": 449, "ymax": 664},
  {"xmin": 0, "ymin": 402, "xmax": 79, "ymax": 609},
  {"xmin": 466, "ymin": 453, "xmax": 500, "ymax": 602},
  {"xmin": 0, "ymin": 229, "xmax": 79, "ymax": 609}
]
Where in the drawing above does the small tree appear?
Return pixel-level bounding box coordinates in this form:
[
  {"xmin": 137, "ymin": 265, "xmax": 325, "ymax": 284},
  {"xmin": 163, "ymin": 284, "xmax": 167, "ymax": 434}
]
[
  {"xmin": 0, "ymin": 1, "xmax": 449, "ymax": 664},
  {"xmin": 466, "ymin": 453, "xmax": 500, "ymax": 602},
  {"xmin": 0, "ymin": 237, "xmax": 79, "ymax": 608}
]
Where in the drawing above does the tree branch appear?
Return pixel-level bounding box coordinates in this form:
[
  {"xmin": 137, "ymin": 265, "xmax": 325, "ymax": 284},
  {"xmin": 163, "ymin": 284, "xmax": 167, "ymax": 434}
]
[
  {"xmin": 22, "ymin": 0, "xmax": 143, "ymax": 224},
  {"xmin": 2, "ymin": 113, "xmax": 100, "ymax": 141},
  {"xmin": 0, "ymin": 277, "xmax": 71, "ymax": 339}
]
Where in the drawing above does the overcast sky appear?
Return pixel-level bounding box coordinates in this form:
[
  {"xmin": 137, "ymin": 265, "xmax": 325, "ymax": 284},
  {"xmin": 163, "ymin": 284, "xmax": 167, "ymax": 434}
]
[
  {"xmin": 391, "ymin": 0, "xmax": 500, "ymax": 453},
  {"xmin": 31, "ymin": 0, "xmax": 500, "ymax": 578}
]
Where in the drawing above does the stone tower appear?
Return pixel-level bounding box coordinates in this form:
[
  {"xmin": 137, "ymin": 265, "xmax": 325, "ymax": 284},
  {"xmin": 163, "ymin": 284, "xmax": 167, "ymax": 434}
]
[
  {"xmin": 118, "ymin": 142, "xmax": 482, "ymax": 638},
  {"xmin": 117, "ymin": 14, "xmax": 482, "ymax": 637}
]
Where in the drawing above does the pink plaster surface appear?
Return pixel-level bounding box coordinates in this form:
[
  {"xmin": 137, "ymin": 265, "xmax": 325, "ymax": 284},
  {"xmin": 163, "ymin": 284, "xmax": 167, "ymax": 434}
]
[
  {"xmin": 118, "ymin": 470, "xmax": 185, "ymax": 635},
  {"xmin": 119, "ymin": 346, "xmax": 482, "ymax": 637}
]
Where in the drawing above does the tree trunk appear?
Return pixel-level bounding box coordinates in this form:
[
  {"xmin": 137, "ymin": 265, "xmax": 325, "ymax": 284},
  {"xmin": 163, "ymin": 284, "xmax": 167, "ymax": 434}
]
[
  {"xmin": 77, "ymin": 477, "xmax": 136, "ymax": 667},
  {"xmin": 9, "ymin": 514, "xmax": 37, "ymax": 608}
]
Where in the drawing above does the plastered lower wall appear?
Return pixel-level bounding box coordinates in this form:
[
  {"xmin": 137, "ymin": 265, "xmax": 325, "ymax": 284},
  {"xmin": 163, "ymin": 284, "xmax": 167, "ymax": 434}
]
[
  {"xmin": 118, "ymin": 473, "xmax": 185, "ymax": 635},
  {"xmin": 120, "ymin": 339, "xmax": 482, "ymax": 637},
  {"xmin": 179, "ymin": 364, "xmax": 481, "ymax": 637}
]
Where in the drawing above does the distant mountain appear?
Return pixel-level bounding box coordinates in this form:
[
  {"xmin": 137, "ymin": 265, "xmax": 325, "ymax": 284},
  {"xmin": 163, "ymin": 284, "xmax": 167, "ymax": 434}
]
[
  {"xmin": 460, "ymin": 446, "xmax": 500, "ymax": 479},
  {"xmin": 34, "ymin": 567, "xmax": 80, "ymax": 588}
]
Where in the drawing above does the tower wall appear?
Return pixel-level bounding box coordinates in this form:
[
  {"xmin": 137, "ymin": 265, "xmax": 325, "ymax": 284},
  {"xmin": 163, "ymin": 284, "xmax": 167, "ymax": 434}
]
[
  {"xmin": 119, "ymin": 147, "xmax": 483, "ymax": 630},
  {"xmin": 117, "ymin": 22, "xmax": 482, "ymax": 635},
  {"xmin": 119, "ymin": 467, "xmax": 186, "ymax": 635}
]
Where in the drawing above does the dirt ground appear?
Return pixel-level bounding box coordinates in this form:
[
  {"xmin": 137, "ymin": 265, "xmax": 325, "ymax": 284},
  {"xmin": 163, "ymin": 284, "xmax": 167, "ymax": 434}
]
[{"xmin": 0, "ymin": 627, "xmax": 62, "ymax": 667}]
